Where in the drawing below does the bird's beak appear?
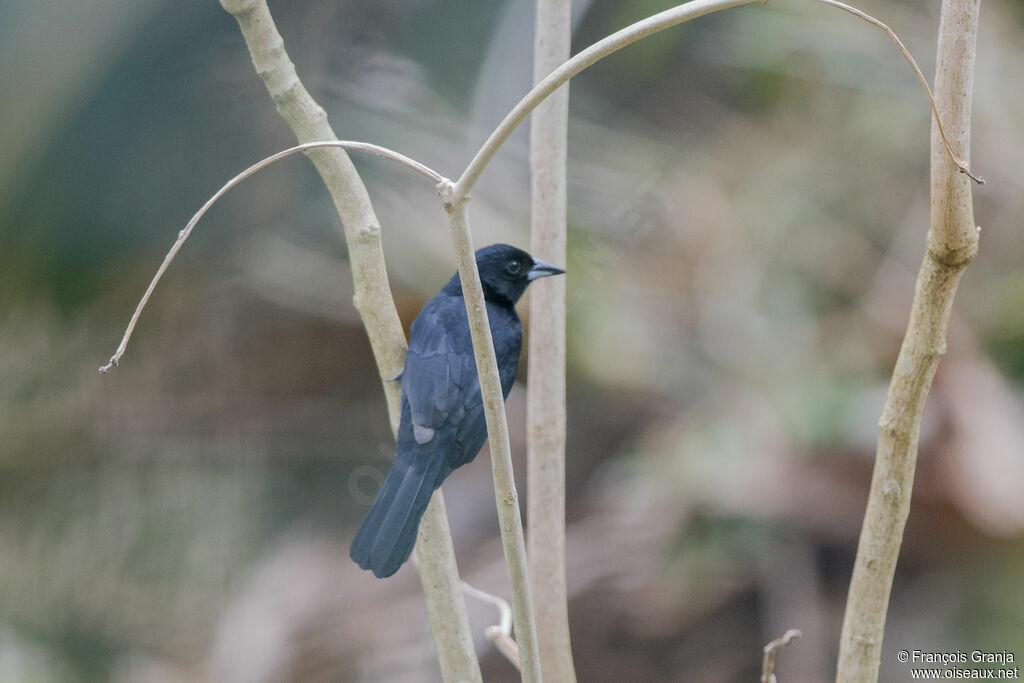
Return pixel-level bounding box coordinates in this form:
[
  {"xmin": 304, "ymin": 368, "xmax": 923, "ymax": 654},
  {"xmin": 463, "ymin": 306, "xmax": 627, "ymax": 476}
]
[{"xmin": 527, "ymin": 258, "xmax": 566, "ymax": 281}]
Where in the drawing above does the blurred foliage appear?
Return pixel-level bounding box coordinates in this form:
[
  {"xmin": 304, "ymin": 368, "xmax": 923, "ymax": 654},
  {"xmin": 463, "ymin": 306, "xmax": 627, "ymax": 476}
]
[{"xmin": 2, "ymin": 0, "xmax": 1023, "ymax": 681}]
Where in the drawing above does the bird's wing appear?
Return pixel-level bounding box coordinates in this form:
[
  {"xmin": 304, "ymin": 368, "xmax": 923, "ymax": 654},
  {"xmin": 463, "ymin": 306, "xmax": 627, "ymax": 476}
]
[
  {"xmin": 446, "ymin": 305, "xmax": 522, "ymax": 468},
  {"xmin": 401, "ymin": 300, "xmax": 475, "ymax": 445}
]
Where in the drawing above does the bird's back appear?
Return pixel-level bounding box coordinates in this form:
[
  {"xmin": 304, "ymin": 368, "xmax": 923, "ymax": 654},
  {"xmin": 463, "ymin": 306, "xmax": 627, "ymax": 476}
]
[{"xmin": 399, "ymin": 292, "xmax": 521, "ymax": 468}]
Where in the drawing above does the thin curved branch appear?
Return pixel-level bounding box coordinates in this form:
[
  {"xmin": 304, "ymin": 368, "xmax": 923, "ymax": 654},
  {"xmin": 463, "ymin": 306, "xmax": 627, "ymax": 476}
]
[
  {"xmin": 99, "ymin": 140, "xmax": 446, "ymax": 373},
  {"xmin": 454, "ymin": 0, "xmax": 983, "ymax": 199},
  {"xmin": 454, "ymin": 0, "xmax": 761, "ymax": 197},
  {"xmin": 462, "ymin": 582, "xmax": 520, "ymax": 670},
  {"xmin": 812, "ymin": 0, "xmax": 983, "ymax": 184}
]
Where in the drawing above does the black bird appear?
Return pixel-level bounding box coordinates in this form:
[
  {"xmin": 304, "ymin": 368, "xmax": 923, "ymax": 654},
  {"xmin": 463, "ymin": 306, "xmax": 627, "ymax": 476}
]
[{"xmin": 350, "ymin": 244, "xmax": 565, "ymax": 578}]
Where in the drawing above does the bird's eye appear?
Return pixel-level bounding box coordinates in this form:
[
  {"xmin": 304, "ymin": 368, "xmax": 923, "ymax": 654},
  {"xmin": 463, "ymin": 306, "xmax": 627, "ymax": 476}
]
[{"xmin": 505, "ymin": 260, "xmax": 523, "ymax": 275}]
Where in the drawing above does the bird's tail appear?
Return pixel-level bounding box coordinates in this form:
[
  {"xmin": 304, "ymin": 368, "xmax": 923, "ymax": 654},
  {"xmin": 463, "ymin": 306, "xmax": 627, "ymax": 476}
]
[{"xmin": 350, "ymin": 452, "xmax": 447, "ymax": 578}]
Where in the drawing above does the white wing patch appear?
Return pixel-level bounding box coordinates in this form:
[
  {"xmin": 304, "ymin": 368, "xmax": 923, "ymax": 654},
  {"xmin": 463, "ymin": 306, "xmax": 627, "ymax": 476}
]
[{"xmin": 413, "ymin": 424, "xmax": 436, "ymax": 445}]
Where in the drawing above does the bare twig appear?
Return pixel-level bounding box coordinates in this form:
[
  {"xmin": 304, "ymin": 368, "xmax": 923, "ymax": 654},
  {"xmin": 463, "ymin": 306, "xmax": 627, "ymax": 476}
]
[
  {"xmin": 761, "ymin": 629, "xmax": 802, "ymax": 683},
  {"xmin": 453, "ymin": 0, "xmax": 762, "ymax": 198},
  {"xmin": 218, "ymin": 3, "xmax": 481, "ymax": 681},
  {"xmin": 811, "ymin": 0, "xmax": 983, "ymax": 184},
  {"xmin": 486, "ymin": 625, "xmax": 522, "ymax": 671},
  {"xmin": 98, "ymin": 140, "xmax": 446, "ymax": 374},
  {"xmin": 462, "ymin": 582, "xmax": 520, "ymax": 670},
  {"xmin": 527, "ymin": 0, "xmax": 576, "ymax": 680},
  {"xmin": 837, "ymin": 0, "xmax": 981, "ymax": 679}
]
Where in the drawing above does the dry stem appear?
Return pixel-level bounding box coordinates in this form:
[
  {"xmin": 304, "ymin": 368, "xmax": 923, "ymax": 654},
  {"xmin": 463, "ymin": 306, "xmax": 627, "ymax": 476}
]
[
  {"xmin": 462, "ymin": 582, "xmax": 521, "ymax": 670},
  {"xmin": 836, "ymin": 0, "xmax": 981, "ymax": 680},
  {"xmin": 440, "ymin": 186, "xmax": 543, "ymax": 682},
  {"xmin": 762, "ymin": 629, "xmax": 802, "ymax": 683},
  {"xmin": 216, "ymin": 3, "xmax": 480, "ymax": 681},
  {"xmin": 98, "ymin": 140, "xmax": 442, "ymax": 375},
  {"xmin": 812, "ymin": 0, "xmax": 982, "ymax": 184},
  {"xmin": 527, "ymin": 0, "xmax": 576, "ymax": 680}
]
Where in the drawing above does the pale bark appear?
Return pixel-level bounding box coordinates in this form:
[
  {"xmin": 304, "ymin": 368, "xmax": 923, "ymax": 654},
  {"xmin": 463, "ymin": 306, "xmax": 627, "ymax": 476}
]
[
  {"xmin": 218, "ymin": 2, "xmax": 482, "ymax": 681},
  {"xmin": 454, "ymin": 0, "xmax": 761, "ymax": 196},
  {"xmin": 836, "ymin": 0, "xmax": 980, "ymax": 680},
  {"xmin": 441, "ymin": 4, "xmax": 771, "ymax": 680},
  {"xmin": 439, "ymin": 187, "xmax": 543, "ymax": 683},
  {"xmin": 527, "ymin": 0, "xmax": 575, "ymax": 680}
]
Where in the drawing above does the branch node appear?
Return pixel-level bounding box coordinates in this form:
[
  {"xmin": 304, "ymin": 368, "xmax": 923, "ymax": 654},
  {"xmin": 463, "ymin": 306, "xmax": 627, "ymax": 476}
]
[
  {"xmin": 437, "ymin": 179, "xmax": 469, "ymax": 212},
  {"xmin": 881, "ymin": 479, "xmax": 901, "ymax": 498},
  {"xmin": 926, "ymin": 242, "xmax": 978, "ymax": 268}
]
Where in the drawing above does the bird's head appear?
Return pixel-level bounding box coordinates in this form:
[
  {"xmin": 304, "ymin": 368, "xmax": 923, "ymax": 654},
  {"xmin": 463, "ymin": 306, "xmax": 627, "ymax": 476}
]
[{"xmin": 469, "ymin": 243, "xmax": 565, "ymax": 306}]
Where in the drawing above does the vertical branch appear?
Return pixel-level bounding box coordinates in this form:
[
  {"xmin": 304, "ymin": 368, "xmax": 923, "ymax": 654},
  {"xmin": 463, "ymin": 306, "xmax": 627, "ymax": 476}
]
[
  {"xmin": 440, "ymin": 186, "xmax": 543, "ymax": 683},
  {"xmin": 836, "ymin": 0, "xmax": 980, "ymax": 680},
  {"xmin": 218, "ymin": 2, "xmax": 482, "ymax": 681},
  {"xmin": 527, "ymin": 0, "xmax": 575, "ymax": 680},
  {"xmin": 415, "ymin": 495, "xmax": 484, "ymax": 681}
]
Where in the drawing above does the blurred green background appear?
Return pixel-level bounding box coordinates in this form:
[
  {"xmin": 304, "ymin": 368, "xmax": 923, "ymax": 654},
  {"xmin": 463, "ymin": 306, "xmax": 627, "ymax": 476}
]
[{"xmin": 1, "ymin": 0, "xmax": 1022, "ymax": 681}]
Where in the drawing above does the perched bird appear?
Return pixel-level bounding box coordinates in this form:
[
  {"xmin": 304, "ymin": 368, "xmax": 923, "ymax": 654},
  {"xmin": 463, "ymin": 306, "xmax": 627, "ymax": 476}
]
[{"xmin": 350, "ymin": 244, "xmax": 565, "ymax": 578}]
